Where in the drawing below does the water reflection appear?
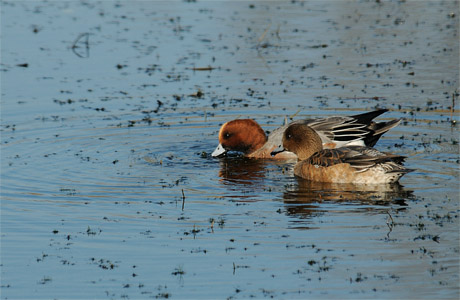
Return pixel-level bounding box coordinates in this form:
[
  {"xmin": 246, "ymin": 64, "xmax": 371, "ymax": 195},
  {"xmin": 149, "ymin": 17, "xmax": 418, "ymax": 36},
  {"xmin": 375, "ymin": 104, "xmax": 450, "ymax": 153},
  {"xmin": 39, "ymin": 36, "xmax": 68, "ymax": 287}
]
[
  {"xmin": 282, "ymin": 178, "xmax": 412, "ymax": 218},
  {"xmin": 284, "ymin": 178, "xmax": 412, "ymax": 205},
  {"xmin": 216, "ymin": 156, "xmax": 290, "ymax": 200},
  {"xmin": 218, "ymin": 157, "xmax": 413, "ymax": 217},
  {"xmin": 217, "ymin": 156, "xmax": 275, "ymax": 185}
]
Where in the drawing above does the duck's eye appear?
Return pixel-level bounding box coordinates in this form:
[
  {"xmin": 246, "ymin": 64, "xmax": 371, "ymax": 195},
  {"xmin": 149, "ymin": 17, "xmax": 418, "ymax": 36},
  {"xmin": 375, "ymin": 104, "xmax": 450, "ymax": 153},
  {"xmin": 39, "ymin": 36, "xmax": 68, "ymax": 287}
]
[
  {"xmin": 224, "ymin": 132, "xmax": 232, "ymax": 139},
  {"xmin": 286, "ymin": 134, "xmax": 292, "ymax": 139}
]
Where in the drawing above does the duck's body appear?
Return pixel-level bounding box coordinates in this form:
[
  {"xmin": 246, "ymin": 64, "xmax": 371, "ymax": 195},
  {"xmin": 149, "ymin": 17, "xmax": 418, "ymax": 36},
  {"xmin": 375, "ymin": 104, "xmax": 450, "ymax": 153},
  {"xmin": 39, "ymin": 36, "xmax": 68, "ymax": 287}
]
[
  {"xmin": 293, "ymin": 146, "xmax": 411, "ymax": 184},
  {"xmin": 272, "ymin": 123, "xmax": 412, "ymax": 184},
  {"xmin": 212, "ymin": 109, "xmax": 400, "ymax": 159}
]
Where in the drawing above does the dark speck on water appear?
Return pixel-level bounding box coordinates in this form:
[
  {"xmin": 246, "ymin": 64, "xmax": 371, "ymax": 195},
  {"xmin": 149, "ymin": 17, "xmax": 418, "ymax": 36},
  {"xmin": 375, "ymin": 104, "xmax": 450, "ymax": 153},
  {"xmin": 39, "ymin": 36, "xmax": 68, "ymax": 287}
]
[{"xmin": 1, "ymin": 1, "xmax": 458, "ymax": 299}]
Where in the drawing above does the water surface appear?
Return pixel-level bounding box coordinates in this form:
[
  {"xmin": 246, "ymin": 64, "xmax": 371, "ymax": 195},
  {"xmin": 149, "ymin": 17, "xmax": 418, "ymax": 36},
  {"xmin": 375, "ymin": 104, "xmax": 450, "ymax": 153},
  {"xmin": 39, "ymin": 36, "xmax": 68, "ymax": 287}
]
[{"xmin": 1, "ymin": 1, "xmax": 459, "ymax": 299}]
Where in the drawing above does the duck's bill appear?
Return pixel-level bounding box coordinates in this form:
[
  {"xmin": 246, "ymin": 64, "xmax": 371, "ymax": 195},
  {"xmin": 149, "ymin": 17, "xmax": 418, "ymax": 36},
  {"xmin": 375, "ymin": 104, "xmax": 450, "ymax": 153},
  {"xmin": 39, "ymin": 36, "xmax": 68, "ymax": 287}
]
[
  {"xmin": 270, "ymin": 144, "xmax": 286, "ymax": 156},
  {"xmin": 211, "ymin": 143, "xmax": 227, "ymax": 157}
]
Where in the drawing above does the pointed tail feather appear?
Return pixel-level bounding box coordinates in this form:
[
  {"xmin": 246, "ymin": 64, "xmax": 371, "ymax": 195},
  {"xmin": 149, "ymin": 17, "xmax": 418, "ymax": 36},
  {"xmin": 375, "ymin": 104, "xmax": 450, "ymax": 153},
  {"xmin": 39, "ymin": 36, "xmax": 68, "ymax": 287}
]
[
  {"xmin": 365, "ymin": 119, "xmax": 401, "ymax": 147},
  {"xmin": 350, "ymin": 109, "xmax": 388, "ymax": 124}
]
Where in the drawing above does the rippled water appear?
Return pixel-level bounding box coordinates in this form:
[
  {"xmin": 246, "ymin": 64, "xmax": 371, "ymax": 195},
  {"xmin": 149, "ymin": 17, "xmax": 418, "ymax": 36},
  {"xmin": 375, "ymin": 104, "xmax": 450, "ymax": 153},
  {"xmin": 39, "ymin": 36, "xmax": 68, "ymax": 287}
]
[{"xmin": 1, "ymin": 1, "xmax": 459, "ymax": 299}]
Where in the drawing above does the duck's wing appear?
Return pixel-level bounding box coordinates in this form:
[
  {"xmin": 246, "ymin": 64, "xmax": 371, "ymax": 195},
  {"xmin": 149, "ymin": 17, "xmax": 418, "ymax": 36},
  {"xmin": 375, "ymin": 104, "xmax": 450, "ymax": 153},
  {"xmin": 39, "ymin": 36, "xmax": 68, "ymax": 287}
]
[
  {"xmin": 304, "ymin": 116, "xmax": 369, "ymax": 147},
  {"xmin": 306, "ymin": 146, "xmax": 411, "ymax": 173},
  {"xmin": 302, "ymin": 109, "xmax": 401, "ymax": 148},
  {"xmin": 267, "ymin": 109, "xmax": 400, "ymax": 151},
  {"xmin": 266, "ymin": 116, "xmax": 371, "ymax": 149}
]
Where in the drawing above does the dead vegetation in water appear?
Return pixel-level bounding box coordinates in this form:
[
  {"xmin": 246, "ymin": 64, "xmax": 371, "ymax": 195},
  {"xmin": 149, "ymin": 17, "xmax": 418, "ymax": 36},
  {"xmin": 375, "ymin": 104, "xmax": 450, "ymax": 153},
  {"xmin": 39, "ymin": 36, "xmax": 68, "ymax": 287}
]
[{"xmin": 71, "ymin": 32, "xmax": 90, "ymax": 58}]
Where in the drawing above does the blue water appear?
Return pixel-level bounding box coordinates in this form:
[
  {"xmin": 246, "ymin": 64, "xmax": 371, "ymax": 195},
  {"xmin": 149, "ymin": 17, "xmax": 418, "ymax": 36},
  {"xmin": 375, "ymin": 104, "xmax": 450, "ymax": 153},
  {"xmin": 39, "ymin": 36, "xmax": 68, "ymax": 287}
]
[{"xmin": 1, "ymin": 1, "xmax": 459, "ymax": 299}]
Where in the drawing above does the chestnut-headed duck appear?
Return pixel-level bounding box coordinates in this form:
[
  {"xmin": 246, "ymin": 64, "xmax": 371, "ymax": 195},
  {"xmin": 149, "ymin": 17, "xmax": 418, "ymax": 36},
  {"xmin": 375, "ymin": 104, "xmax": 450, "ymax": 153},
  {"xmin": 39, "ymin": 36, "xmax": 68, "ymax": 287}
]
[
  {"xmin": 212, "ymin": 109, "xmax": 400, "ymax": 159},
  {"xmin": 271, "ymin": 123, "xmax": 412, "ymax": 184}
]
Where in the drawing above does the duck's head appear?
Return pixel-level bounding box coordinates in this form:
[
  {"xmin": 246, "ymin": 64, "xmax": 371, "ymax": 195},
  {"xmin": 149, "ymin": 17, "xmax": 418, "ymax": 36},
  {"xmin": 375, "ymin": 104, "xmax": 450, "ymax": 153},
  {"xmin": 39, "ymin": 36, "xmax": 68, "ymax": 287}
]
[
  {"xmin": 271, "ymin": 123, "xmax": 323, "ymax": 160},
  {"xmin": 212, "ymin": 119, "xmax": 267, "ymax": 157}
]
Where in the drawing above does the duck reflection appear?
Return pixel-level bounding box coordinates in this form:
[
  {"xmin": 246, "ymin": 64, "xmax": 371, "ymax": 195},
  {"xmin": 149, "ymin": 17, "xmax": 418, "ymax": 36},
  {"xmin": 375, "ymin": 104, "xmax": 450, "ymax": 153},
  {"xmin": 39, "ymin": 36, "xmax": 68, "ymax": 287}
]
[
  {"xmin": 217, "ymin": 156, "xmax": 413, "ymax": 220},
  {"xmin": 217, "ymin": 156, "xmax": 278, "ymax": 185},
  {"xmin": 282, "ymin": 177, "xmax": 412, "ymax": 218},
  {"xmin": 216, "ymin": 156, "xmax": 291, "ymax": 200}
]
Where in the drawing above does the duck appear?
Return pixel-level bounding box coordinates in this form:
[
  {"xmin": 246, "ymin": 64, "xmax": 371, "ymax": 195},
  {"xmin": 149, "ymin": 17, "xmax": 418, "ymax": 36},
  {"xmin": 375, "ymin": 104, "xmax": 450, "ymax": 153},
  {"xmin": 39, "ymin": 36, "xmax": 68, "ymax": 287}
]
[
  {"xmin": 271, "ymin": 123, "xmax": 413, "ymax": 184},
  {"xmin": 212, "ymin": 109, "xmax": 400, "ymax": 159}
]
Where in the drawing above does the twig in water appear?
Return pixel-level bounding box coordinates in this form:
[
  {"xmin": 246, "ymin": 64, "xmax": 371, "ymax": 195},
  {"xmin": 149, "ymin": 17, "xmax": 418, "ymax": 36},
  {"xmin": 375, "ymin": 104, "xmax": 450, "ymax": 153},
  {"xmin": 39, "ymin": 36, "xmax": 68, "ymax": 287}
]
[
  {"xmin": 71, "ymin": 33, "xmax": 90, "ymax": 58},
  {"xmin": 257, "ymin": 52, "xmax": 272, "ymax": 73},
  {"xmin": 181, "ymin": 189, "xmax": 185, "ymax": 211},
  {"xmin": 192, "ymin": 66, "xmax": 214, "ymax": 71},
  {"xmin": 258, "ymin": 24, "xmax": 271, "ymax": 44},
  {"xmin": 386, "ymin": 210, "xmax": 394, "ymax": 240},
  {"xmin": 289, "ymin": 108, "xmax": 302, "ymax": 121},
  {"xmin": 275, "ymin": 24, "xmax": 281, "ymax": 40}
]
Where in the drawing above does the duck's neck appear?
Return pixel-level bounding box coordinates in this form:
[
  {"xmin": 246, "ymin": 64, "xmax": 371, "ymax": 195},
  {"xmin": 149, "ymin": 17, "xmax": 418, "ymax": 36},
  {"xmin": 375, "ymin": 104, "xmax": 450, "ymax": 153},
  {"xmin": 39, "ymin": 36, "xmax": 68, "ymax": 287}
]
[
  {"xmin": 247, "ymin": 125, "xmax": 267, "ymax": 153},
  {"xmin": 296, "ymin": 129, "xmax": 323, "ymax": 161}
]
